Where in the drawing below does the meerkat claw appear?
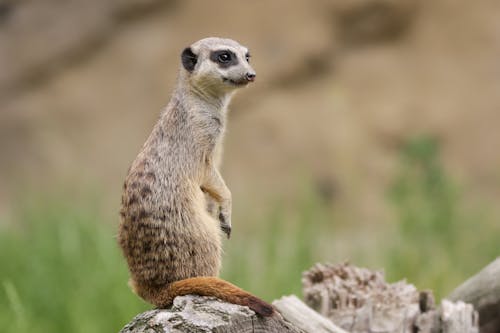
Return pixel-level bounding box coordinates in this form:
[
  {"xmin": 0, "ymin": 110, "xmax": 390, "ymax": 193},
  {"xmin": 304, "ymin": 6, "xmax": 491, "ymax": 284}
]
[
  {"xmin": 221, "ymin": 223, "xmax": 231, "ymax": 239},
  {"xmin": 218, "ymin": 212, "xmax": 232, "ymax": 238}
]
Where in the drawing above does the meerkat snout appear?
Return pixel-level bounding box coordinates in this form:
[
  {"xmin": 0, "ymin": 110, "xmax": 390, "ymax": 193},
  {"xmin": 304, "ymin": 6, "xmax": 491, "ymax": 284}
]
[{"xmin": 245, "ymin": 72, "xmax": 256, "ymax": 82}]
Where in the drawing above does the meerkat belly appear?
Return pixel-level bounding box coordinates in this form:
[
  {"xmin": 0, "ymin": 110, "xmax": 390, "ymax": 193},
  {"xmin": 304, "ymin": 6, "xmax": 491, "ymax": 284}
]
[{"xmin": 124, "ymin": 187, "xmax": 222, "ymax": 285}]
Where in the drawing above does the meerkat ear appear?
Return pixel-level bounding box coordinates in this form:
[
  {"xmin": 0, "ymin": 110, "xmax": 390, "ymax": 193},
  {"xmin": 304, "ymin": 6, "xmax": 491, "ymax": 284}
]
[{"xmin": 181, "ymin": 47, "xmax": 197, "ymax": 72}]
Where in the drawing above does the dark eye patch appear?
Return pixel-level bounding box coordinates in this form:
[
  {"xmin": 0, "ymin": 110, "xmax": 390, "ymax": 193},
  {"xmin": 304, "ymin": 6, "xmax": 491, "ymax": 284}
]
[
  {"xmin": 210, "ymin": 50, "xmax": 238, "ymax": 68},
  {"xmin": 245, "ymin": 52, "xmax": 251, "ymax": 62}
]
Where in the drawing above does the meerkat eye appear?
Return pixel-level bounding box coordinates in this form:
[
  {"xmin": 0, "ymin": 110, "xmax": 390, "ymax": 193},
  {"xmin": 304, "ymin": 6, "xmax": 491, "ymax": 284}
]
[
  {"xmin": 217, "ymin": 52, "xmax": 231, "ymax": 63},
  {"xmin": 245, "ymin": 53, "xmax": 251, "ymax": 63}
]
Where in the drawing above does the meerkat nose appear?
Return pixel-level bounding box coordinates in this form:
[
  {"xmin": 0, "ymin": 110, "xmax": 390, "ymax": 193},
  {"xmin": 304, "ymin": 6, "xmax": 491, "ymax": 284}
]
[{"xmin": 245, "ymin": 72, "xmax": 256, "ymax": 82}]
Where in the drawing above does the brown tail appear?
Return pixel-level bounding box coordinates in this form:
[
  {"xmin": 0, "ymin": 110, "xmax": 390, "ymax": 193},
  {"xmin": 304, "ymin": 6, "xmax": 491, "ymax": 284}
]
[{"xmin": 132, "ymin": 277, "xmax": 274, "ymax": 317}]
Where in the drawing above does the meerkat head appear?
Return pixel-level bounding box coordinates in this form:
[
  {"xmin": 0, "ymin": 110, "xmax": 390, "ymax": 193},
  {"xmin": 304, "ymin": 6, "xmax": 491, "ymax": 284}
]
[{"xmin": 180, "ymin": 37, "xmax": 256, "ymax": 96}]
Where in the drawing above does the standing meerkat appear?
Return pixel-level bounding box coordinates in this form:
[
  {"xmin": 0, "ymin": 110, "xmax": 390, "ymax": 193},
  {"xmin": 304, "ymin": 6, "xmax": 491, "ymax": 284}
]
[{"xmin": 118, "ymin": 37, "xmax": 274, "ymax": 316}]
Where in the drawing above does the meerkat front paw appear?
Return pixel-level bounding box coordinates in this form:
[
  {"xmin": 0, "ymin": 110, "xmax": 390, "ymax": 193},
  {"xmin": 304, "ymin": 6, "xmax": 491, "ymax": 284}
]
[{"xmin": 218, "ymin": 209, "xmax": 232, "ymax": 239}]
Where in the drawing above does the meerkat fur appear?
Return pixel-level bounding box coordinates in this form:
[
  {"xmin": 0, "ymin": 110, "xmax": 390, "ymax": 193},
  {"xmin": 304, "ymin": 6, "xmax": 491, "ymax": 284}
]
[{"xmin": 118, "ymin": 37, "xmax": 273, "ymax": 316}]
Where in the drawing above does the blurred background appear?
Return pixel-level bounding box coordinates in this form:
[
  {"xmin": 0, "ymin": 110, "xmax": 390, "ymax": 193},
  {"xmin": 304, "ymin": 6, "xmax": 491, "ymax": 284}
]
[{"xmin": 1, "ymin": 0, "xmax": 499, "ymax": 331}]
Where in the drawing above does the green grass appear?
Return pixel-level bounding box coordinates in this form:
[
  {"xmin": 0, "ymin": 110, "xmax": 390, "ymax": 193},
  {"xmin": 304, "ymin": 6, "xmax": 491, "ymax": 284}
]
[
  {"xmin": 222, "ymin": 192, "xmax": 329, "ymax": 300},
  {"xmin": 0, "ymin": 200, "xmax": 148, "ymax": 332},
  {"xmin": 385, "ymin": 135, "xmax": 499, "ymax": 298},
  {"xmin": 0, "ymin": 135, "xmax": 498, "ymax": 332}
]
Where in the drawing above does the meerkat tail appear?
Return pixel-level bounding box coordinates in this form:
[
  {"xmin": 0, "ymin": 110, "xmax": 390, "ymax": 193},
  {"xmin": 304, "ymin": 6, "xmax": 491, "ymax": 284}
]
[{"xmin": 132, "ymin": 277, "xmax": 274, "ymax": 317}]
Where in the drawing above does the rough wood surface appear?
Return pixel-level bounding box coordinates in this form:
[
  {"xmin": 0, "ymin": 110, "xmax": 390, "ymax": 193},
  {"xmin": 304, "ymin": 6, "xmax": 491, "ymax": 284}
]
[
  {"xmin": 412, "ymin": 300, "xmax": 479, "ymax": 333},
  {"xmin": 273, "ymin": 295, "xmax": 349, "ymax": 333},
  {"xmin": 448, "ymin": 257, "xmax": 500, "ymax": 333},
  {"xmin": 302, "ymin": 262, "xmax": 420, "ymax": 332},
  {"xmin": 440, "ymin": 300, "xmax": 478, "ymax": 333},
  {"xmin": 119, "ymin": 260, "xmax": 496, "ymax": 333},
  {"xmin": 118, "ymin": 295, "xmax": 303, "ymax": 333},
  {"xmin": 302, "ymin": 262, "xmax": 479, "ymax": 333}
]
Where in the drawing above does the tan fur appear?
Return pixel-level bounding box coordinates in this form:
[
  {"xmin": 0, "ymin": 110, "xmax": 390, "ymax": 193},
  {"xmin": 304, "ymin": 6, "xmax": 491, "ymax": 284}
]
[{"xmin": 117, "ymin": 37, "xmax": 273, "ymax": 316}]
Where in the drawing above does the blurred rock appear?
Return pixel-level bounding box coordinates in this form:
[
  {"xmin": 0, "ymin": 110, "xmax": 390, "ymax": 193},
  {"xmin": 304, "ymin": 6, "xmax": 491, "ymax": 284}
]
[
  {"xmin": 0, "ymin": 0, "xmax": 175, "ymax": 99},
  {"xmin": 329, "ymin": 0, "xmax": 418, "ymax": 45},
  {"xmin": 0, "ymin": 0, "xmax": 500, "ymax": 227}
]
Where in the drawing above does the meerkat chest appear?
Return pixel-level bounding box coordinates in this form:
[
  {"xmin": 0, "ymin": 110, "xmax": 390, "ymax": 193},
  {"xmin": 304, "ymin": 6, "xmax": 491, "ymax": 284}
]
[{"xmin": 198, "ymin": 112, "xmax": 226, "ymax": 152}]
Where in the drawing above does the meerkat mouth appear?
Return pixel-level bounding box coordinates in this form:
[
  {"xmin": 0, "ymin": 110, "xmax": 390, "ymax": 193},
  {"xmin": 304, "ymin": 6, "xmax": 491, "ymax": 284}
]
[{"xmin": 222, "ymin": 77, "xmax": 249, "ymax": 86}]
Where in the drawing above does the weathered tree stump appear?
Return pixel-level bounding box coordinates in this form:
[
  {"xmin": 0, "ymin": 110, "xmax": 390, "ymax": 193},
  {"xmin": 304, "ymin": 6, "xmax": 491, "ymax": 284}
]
[
  {"xmin": 302, "ymin": 262, "xmax": 478, "ymax": 333},
  {"xmin": 120, "ymin": 260, "xmax": 500, "ymax": 332},
  {"xmin": 119, "ymin": 295, "xmax": 303, "ymax": 333},
  {"xmin": 273, "ymin": 295, "xmax": 348, "ymax": 333},
  {"xmin": 449, "ymin": 257, "xmax": 500, "ymax": 333}
]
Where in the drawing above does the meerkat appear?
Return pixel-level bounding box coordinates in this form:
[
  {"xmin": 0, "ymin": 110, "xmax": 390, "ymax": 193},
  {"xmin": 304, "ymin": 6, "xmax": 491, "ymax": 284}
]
[{"xmin": 117, "ymin": 37, "xmax": 274, "ymax": 316}]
